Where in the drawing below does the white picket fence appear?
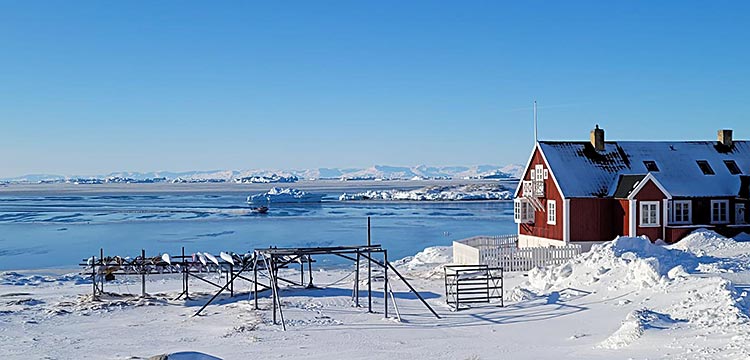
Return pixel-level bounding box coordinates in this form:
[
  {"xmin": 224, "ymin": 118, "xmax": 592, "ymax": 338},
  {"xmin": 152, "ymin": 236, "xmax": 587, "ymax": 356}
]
[{"xmin": 453, "ymin": 235, "xmax": 582, "ymax": 272}]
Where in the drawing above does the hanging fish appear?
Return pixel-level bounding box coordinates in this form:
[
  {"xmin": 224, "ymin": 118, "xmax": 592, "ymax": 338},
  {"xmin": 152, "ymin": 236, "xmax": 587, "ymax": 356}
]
[
  {"xmin": 161, "ymin": 253, "xmax": 172, "ymax": 265},
  {"xmin": 220, "ymin": 252, "xmax": 234, "ymax": 265},
  {"xmin": 197, "ymin": 252, "xmax": 207, "ymax": 266},
  {"xmin": 205, "ymin": 252, "xmax": 220, "ymax": 266}
]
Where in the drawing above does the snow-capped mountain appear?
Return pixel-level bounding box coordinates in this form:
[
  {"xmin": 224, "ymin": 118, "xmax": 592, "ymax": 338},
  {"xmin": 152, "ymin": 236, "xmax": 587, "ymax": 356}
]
[{"xmin": 1, "ymin": 164, "xmax": 523, "ymax": 183}]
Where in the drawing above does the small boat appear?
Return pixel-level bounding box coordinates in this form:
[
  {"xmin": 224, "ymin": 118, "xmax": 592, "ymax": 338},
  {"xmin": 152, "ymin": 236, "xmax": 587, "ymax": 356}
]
[{"xmin": 251, "ymin": 206, "xmax": 269, "ymax": 214}]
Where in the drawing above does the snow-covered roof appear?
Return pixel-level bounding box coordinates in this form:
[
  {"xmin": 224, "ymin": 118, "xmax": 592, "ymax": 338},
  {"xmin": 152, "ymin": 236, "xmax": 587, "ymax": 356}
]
[{"xmin": 538, "ymin": 141, "xmax": 750, "ymax": 198}]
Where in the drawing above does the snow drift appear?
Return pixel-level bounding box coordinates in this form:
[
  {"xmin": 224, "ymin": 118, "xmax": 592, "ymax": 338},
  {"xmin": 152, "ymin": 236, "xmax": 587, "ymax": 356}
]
[{"xmin": 512, "ymin": 231, "xmax": 750, "ymax": 350}]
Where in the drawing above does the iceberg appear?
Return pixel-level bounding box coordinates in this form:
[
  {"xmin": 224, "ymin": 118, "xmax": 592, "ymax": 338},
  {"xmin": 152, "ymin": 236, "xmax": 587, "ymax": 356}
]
[
  {"xmin": 247, "ymin": 187, "xmax": 324, "ymax": 204},
  {"xmin": 339, "ymin": 184, "xmax": 512, "ymax": 201}
]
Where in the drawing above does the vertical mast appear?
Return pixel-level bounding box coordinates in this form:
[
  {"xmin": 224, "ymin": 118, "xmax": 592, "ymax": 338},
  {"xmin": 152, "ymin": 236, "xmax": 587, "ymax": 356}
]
[{"xmin": 533, "ymin": 100, "xmax": 538, "ymax": 142}]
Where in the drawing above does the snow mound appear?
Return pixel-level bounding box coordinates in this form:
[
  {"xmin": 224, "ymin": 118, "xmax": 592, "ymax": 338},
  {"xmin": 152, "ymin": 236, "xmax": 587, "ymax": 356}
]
[
  {"xmin": 0, "ymin": 272, "xmax": 90, "ymax": 286},
  {"xmin": 523, "ymin": 236, "xmax": 700, "ymax": 293},
  {"xmin": 339, "ymin": 184, "xmax": 512, "ymax": 201},
  {"xmin": 669, "ymin": 228, "xmax": 740, "ymax": 255},
  {"xmin": 247, "ymin": 187, "xmax": 324, "ymax": 204},
  {"xmin": 514, "ymin": 232, "xmax": 750, "ymax": 350},
  {"xmin": 599, "ymin": 309, "xmax": 681, "ymax": 349},
  {"xmin": 393, "ymin": 246, "xmax": 451, "ymax": 279}
]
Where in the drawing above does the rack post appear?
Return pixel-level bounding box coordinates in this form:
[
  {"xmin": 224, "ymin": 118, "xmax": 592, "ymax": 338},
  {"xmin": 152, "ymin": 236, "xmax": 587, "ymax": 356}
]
[
  {"xmin": 384, "ymin": 250, "xmax": 388, "ymax": 318},
  {"xmin": 91, "ymin": 253, "xmax": 97, "ymax": 299},
  {"xmin": 100, "ymin": 248, "xmax": 104, "ymax": 293},
  {"xmin": 353, "ymin": 250, "xmax": 360, "ymax": 307},
  {"xmin": 367, "ymin": 217, "xmax": 372, "ymax": 313},
  {"xmin": 141, "ymin": 249, "xmax": 146, "ymax": 297},
  {"xmin": 253, "ymin": 253, "xmax": 259, "ymax": 310}
]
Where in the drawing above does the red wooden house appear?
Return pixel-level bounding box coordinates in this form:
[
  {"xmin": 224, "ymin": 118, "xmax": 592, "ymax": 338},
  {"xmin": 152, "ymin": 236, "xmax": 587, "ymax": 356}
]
[{"xmin": 514, "ymin": 127, "xmax": 750, "ymax": 249}]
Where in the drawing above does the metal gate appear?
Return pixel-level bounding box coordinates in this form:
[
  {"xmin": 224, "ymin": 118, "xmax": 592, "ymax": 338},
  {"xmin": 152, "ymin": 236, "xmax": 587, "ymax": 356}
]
[{"xmin": 444, "ymin": 264, "xmax": 503, "ymax": 310}]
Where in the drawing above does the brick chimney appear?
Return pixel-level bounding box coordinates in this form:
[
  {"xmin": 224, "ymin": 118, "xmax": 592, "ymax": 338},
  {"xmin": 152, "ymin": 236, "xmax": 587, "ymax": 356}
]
[
  {"xmin": 718, "ymin": 129, "xmax": 733, "ymax": 148},
  {"xmin": 590, "ymin": 124, "xmax": 605, "ymax": 152}
]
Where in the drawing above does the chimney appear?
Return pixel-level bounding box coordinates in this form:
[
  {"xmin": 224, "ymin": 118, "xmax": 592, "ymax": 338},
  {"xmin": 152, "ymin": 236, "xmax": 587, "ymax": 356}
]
[
  {"xmin": 590, "ymin": 124, "xmax": 605, "ymax": 152},
  {"xmin": 718, "ymin": 129, "xmax": 733, "ymax": 148}
]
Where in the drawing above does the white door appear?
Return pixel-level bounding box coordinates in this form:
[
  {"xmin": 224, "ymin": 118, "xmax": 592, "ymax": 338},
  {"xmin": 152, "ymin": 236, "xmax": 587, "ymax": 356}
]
[{"xmin": 736, "ymin": 204, "xmax": 746, "ymax": 224}]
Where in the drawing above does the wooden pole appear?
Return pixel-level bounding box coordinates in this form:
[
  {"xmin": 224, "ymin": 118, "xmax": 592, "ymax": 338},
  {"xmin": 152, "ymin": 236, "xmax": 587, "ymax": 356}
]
[
  {"xmin": 307, "ymin": 256, "xmax": 313, "ymax": 288},
  {"xmin": 300, "ymin": 258, "xmax": 304, "ymax": 286},
  {"xmin": 253, "ymin": 253, "xmax": 259, "ymax": 310},
  {"xmin": 100, "ymin": 248, "xmax": 104, "ymax": 294},
  {"xmin": 141, "ymin": 249, "xmax": 146, "ymax": 297},
  {"xmin": 384, "ymin": 250, "xmax": 388, "ymax": 318},
  {"xmin": 274, "ymin": 255, "xmax": 276, "ymax": 325},
  {"xmin": 367, "ymin": 217, "xmax": 372, "ymax": 313},
  {"xmin": 353, "ymin": 251, "xmax": 360, "ymax": 307},
  {"xmin": 230, "ymin": 263, "xmax": 234, "ymax": 297},
  {"xmin": 92, "ymin": 253, "xmax": 97, "ymax": 299},
  {"xmin": 183, "ymin": 247, "xmax": 189, "ymax": 300}
]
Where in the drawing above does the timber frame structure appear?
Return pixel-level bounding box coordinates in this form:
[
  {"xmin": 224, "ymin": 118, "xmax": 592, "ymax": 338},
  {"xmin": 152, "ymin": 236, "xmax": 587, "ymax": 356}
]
[{"xmin": 82, "ymin": 243, "xmax": 441, "ymax": 331}]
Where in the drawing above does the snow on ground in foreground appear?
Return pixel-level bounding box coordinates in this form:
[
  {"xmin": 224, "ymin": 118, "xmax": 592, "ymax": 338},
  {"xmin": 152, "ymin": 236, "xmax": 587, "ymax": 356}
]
[
  {"xmin": 339, "ymin": 183, "xmax": 512, "ymax": 201},
  {"xmin": 3, "ymin": 231, "xmax": 750, "ymax": 359},
  {"xmin": 513, "ymin": 229, "xmax": 750, "ymax": 357}
]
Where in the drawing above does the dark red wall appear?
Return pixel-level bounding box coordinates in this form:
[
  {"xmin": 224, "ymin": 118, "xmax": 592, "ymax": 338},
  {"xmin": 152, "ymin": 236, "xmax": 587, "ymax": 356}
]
[
  {"xmin": 634, "ymin": 181, "xmax": 666, "ymax": 241},
  {"xmin": 570, "ymin": 198, "xmax": 616, "ymax": 241},
  {"xmin": 518, "ymin": 147, "xmax": 564, "ymax": 241}
]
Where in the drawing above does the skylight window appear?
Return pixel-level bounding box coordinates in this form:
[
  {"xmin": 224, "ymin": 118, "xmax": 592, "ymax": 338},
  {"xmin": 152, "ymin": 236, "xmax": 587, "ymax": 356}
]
[
  {"xmin": 724, "ymin": 160, "xmax": 742, "ymax": 175},
  {"xmin": 696, "ymin": 160, "xmax": 715, "ymax": 175},
  {"xmin": 643, "ymin": 161, "xmax": 659, "ymax": 172}
]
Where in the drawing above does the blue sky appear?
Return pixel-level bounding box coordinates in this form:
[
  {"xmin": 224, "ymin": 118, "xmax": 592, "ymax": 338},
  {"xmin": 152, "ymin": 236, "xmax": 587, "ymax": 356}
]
[{"xmin": 1, "ymin": 1, "xmax": 749, "ymax": 177}]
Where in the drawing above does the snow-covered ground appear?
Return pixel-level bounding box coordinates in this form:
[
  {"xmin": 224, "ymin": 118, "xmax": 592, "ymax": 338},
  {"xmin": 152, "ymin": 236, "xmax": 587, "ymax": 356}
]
[
  {"xmin": 339, "ymin": 184, "xmax": 513, "ymax": 201},
  {"xmin": 2, "ymin": 229, "xmax": 750, "ymax": 359}
]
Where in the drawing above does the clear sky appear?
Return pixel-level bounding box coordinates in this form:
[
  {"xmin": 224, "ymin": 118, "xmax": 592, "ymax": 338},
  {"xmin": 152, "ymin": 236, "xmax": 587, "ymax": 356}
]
[{"xmin": 1, "ymin": 1, "xmax": 749, "ymax": 177}]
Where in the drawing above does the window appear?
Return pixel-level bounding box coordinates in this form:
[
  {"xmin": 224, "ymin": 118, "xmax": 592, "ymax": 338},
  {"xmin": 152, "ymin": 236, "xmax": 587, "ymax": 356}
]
[
  {"xmin": 643, "ymin": 161, "xmax": 660, "ymax": 172},
  {"xmin": 547, "ymin": 200, "xmax": 556, "ymax": 225},
  {"xmin": 640, "ymin": 201, "xmax": 660, "ymax": 227},
  {"xmin": 672, "ymin": 200, "xmax": 692, "ymax": 224},
  {"xmin": 711, "ymin": 200, "xmax": 729, "ymax": 224},
  {"xmin": 514, "ymin": 198, "xmax": 534, "ymax": 224},
  {"xmin": 724, "ymin": 160, "xmax": 742, "ymax": 175},
  {"xmin": 533, "ymin": 164, "xmax": 545, "ymax": 197},
  {"xmin": 697, "ymin": 160, "xmax": 715, "ymax": 175},
  {"xmin": 535, "ymin": 164, "xmax": 544, "ymax": 182}
]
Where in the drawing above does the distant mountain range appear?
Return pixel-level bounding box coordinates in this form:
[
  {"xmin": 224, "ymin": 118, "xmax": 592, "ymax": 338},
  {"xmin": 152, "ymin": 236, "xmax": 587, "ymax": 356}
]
[{"xmin": 1, "ymin": 164, "xmax": 524, "ymax": 184}]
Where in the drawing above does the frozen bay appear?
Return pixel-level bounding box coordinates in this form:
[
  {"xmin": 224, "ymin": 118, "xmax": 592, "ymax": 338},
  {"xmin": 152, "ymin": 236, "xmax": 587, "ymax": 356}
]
[{"xmin": 0, "ymin": 181, "xmax": 516, "ymax": 270}]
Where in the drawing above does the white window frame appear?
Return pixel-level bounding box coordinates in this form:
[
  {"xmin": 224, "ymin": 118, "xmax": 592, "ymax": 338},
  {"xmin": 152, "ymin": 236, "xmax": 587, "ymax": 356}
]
[
  {"xmin": 640, "ymin": 201, "xmax": 660, "ymax": 227},
  {"xmin": 514, "ymin": 198, "xmax": 534, "ymax": 224},
  {"xmin": 547, "ymin": 200, "xmax": 556, "ymax": 225},
  {"xmin": 535, "ymin": 164, "xmax": 544, "ymax": 182},
  {"xmin": 672, "ymin": 200, "xmax": 692, "ymax": 225},
  {"xmin": 711, "ymin": 200, "xmax": 730, "ymax": 224}
]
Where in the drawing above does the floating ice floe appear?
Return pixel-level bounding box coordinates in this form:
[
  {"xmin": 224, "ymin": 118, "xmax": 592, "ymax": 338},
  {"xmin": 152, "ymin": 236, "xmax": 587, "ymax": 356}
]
[
  {"xmin": 247, "ymin": 187, "xmax": 324, "ymax": 204},
  {"xmin": 339, "ymin": 184, "xmax": 512, "ymax": 201}
]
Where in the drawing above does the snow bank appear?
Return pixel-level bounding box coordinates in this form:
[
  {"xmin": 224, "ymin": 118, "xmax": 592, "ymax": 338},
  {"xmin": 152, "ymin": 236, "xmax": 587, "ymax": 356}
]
[
  {"xmin": 393, "ymin": 246, "xmax": 451, "ymax": 279},
  {"xmin": 247, "ymin": 187, "xmax": 324, "ymax": 204},
  {"xmin": 0, "ymin": 272, "xmax": 90, "ymax": 286},
  {"xmin": 669, "ymin": 228, "xmax": 745, "ymax": 255},
  {"xmin": 513, "ymin": 232, "xmax": 750, "ymax": 350},
  {"xmin": 598, "ymin": 309, "xmax": 681, "ymax": 349},
  {"xmin": 339, "ymin": 184, "xmax": 512, "ymax": 201},
  {"xmin": 522, "ymin": 236, "xmax": 700, "ymax": 294}
]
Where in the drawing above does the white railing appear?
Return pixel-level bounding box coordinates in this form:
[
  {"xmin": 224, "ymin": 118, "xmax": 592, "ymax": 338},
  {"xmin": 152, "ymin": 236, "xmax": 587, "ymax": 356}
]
[
  {"xmin": 453, "ymin": 234, "xmax": 582, "ymax": 272},
  {"xmin": 455, "ymin": 235, "xmax": 519, "ymax": 249}
]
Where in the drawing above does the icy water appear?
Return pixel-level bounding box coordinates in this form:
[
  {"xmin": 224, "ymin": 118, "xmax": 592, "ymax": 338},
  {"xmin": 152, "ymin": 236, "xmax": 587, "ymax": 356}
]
[{"xmin": 0, "ymin": 190, "xmax": 515, "ymax": 270}]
